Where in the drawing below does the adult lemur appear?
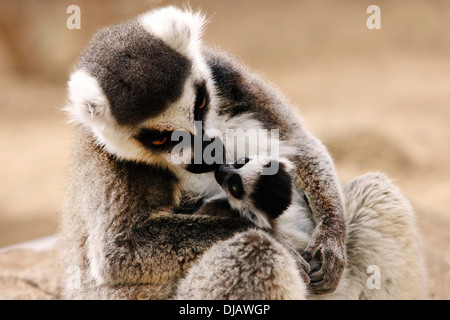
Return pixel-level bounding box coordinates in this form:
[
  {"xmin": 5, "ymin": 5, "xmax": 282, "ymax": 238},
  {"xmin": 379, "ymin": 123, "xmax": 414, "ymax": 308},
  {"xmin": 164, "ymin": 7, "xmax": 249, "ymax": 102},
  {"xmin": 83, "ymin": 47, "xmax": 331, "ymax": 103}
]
[
  {"xmin": 60, "ymin": 6, "xmax": 420, "ymax": 299},
  {"xmin": 175, "ymin": 157, "xmax": 425, "ymax": 299}
]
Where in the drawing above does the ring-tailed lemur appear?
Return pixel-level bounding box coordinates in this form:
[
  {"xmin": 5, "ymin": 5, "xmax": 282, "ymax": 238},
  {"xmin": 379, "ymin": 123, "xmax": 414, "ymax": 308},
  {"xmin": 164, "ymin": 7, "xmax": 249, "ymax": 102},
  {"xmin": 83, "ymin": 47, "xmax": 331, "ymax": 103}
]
[
  {"xmin": 178, "ymin": 157, "xmax": 427, "ymax": 299},
  {"xmin": 211, "ymin": 157, "xmax": 314, "ymax": 233},
  {"xmin": 61, "ymin": 6, "xmax": 346, "ymax": 299}
]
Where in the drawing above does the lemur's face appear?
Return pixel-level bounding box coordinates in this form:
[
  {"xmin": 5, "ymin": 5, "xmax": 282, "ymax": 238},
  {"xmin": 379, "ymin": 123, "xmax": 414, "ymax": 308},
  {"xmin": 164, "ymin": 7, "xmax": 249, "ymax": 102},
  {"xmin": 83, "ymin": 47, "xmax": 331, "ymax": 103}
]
[
  {"xmin": 215, "ymin": 157, "xmax": 293, "ymax": 229},
  {"xmin": 66, "ymin": 7, "xmax": 219, "ymax": 173}
]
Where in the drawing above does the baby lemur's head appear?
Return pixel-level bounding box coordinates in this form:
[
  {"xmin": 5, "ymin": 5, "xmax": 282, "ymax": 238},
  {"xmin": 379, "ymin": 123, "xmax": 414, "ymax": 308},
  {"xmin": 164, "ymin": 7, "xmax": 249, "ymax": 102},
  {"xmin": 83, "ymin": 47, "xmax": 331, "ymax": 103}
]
[{"xmin": 215, "ymin": 156, "xmax": 294, "ymax": 229}]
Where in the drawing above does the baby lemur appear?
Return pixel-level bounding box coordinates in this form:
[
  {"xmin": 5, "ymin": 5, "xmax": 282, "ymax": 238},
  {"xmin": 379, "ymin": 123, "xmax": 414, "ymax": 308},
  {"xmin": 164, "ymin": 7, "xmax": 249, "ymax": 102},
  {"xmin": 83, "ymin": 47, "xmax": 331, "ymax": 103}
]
[{"xmin": 181, "ymin": 156, "xmax": 426, "ymax": 299}]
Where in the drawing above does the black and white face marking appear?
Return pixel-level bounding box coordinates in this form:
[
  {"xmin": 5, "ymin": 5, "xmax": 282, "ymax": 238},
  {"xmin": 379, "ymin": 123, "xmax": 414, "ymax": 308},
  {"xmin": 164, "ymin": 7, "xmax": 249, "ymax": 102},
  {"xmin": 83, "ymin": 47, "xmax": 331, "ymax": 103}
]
[
  {"xmin": 76, "ymin": 21, "xmax": 192, "ymax": 127},
  {"xmin": 66, "ymin": 7, "xmax": 217, "ymax": 170},
  {"xmin": 134, "ymin": 129, "xmax": 180, "ymax": 153},
  {"xmin": 182, "ymin": 81, "xmax": 224, "ymax": 174},
  {"xmin": 215, "ymin": 157, "xmax": 293, "ymax": 229},
  {"xmin": 193, "ymin": 82, "xmax": 210, "ymax": 122},
  {"xmin": 133, "ymin": 82, "xmax": 210, "ymax": 151}
]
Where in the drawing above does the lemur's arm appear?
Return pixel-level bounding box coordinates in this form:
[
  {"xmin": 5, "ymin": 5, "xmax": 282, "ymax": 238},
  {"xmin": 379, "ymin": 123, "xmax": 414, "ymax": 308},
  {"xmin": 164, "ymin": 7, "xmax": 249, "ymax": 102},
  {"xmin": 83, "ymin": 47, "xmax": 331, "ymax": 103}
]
[
  {"xmin": 204, "ymin": 47, "xmax": 346, "ymax": 295},
  {"xmin": 289, "ymin": 131, "xmax": 346, "ymax": 295}
]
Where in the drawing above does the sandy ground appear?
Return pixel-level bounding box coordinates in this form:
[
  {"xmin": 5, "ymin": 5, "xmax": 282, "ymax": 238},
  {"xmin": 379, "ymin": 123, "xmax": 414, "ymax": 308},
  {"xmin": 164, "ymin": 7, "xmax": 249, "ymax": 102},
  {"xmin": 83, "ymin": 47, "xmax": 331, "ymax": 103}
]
[{"xmin": 0, "ymin": 0, "xmax": 448, "ymax": 299}]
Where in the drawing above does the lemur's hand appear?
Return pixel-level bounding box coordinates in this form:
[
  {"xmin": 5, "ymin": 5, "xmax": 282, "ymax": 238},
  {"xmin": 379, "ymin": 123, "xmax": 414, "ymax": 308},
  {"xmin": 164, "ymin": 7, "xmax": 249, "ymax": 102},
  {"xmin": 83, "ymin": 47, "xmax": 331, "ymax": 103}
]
[
  {"xmin": 296, "ymin": 254, "xmax": 311, "ymax": 286},
  {"xmin": 302, "ymin": 224, "xmax": 346, "ymax": 295},
  {"xmin": 273, "ymin": 231, "xmax": 311, "ymax": 287}
]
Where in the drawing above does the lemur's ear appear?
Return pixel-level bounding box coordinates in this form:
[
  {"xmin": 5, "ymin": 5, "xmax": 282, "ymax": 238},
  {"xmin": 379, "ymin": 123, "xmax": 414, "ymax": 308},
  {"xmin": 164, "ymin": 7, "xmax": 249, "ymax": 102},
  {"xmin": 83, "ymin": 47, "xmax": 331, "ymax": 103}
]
[
  {"xmin": 139, "ymin": 6, "xmax": 207, "ymax": 54},
  {"xmin": 66, "ymin": 69, "xmax": 110, "ymax": 125}
]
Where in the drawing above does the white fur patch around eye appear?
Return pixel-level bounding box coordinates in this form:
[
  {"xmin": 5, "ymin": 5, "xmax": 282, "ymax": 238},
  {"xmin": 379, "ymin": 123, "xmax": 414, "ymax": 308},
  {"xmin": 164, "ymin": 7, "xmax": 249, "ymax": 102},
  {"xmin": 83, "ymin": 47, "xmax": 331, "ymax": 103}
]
[{"xmin": 138, "ymin": 6, "xmax": 207, "ymax": 54}]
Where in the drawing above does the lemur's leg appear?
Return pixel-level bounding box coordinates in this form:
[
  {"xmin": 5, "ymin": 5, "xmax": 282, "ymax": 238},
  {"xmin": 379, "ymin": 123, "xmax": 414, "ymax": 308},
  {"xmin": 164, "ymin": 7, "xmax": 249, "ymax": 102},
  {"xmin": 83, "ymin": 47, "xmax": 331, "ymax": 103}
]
[{"xmin": 175, "ymin": 229, "xmax": 308, "ymax": 300}]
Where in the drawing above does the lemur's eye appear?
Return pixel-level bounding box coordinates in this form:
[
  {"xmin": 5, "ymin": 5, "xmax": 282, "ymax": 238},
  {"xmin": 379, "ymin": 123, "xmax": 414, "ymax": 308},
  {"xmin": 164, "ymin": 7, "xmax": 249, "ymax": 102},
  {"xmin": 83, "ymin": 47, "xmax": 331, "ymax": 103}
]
[
  {"xmin": 135, "ymin": 129, "xmax": 172, "ymax": 150},
  {"xmin": 198, "ymin": 97, "xmax": 206, "ymax": 110},
  {"xmin": 195, "ymin": 84, "xmax": 206, "ymax": 109},
  {"xmin": 194, "ymin": 82, "xmax": 209, "ymax": 120},
  {"xmin": 152, "ymin": 136, "xmax": 168, "ymax": 145},
  {"xmin": 228, "ymin": 174, "xmax": 244, "ymax": 199}
]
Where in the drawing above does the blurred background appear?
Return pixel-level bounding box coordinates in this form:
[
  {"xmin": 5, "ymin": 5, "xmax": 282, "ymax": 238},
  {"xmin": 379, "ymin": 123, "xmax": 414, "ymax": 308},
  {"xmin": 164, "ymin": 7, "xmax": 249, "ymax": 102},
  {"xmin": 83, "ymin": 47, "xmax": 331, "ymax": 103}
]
[{"xmin": 0, "ymin": 0, "xmax": 448, "ymax": 298}]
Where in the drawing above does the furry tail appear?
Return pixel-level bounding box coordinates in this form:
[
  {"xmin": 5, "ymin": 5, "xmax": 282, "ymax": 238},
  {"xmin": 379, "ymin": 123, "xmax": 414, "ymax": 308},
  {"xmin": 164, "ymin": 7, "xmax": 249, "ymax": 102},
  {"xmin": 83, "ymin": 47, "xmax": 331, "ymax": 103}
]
[{"xmin": 338, "ymin": 172, "xmax": 427, "ymax": 299}]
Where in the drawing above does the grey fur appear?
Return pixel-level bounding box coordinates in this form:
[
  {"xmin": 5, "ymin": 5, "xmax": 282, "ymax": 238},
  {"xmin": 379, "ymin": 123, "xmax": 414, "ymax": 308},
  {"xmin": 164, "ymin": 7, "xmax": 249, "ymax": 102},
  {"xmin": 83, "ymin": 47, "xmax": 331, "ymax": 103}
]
[
  {"xmin": 319, "ymin": 172, "xmax": 427, "ymax": 299},
  {"xmin": 77, "ymin": 20, "xmax": 191, "ymax": 126},
  {"xmin": 175, "ymin": 229, "xmax": 309, "ymax": 300}
]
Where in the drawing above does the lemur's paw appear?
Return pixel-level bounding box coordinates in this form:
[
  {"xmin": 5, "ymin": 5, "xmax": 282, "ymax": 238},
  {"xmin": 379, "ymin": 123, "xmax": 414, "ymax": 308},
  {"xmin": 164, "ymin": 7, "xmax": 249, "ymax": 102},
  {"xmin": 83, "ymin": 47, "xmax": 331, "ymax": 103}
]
[{"xmin": 302, "ymin": 228, "xmax": 346, "ymax": 295}]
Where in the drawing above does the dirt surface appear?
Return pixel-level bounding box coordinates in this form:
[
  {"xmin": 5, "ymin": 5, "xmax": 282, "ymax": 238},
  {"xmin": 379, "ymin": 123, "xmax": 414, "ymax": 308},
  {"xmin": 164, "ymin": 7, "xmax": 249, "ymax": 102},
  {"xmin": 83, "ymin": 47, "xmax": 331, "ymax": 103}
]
[
  {"xmin": 0, "ymin": 0, "xmax": 448, "ymax": 299},
  {"xmin": 0, "ymin": 248, "xmax": 60, "ymax": 300}
]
